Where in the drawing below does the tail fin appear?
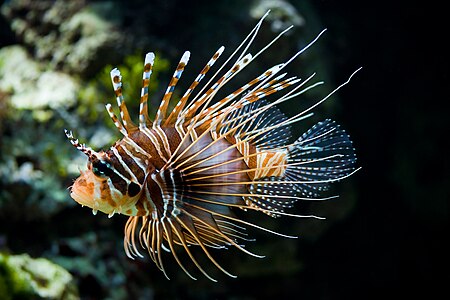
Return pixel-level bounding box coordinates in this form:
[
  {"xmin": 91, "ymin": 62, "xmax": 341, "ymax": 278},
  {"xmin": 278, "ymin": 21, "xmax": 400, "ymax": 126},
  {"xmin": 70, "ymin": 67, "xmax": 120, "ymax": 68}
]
[{"xmin": 286, "ymin": 119, "xmax": 357, "ymax": 197}]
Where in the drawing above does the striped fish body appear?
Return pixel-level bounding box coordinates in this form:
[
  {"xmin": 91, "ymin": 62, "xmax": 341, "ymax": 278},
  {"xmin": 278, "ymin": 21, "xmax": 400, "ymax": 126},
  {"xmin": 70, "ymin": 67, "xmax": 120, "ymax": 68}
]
[
  {"xmin": 66, "ymin": 12, "xmax": 359, "ymax": 281},
  {"xmin": 70, "ymin": 121, "xmax": 292, "ymax": 216}
]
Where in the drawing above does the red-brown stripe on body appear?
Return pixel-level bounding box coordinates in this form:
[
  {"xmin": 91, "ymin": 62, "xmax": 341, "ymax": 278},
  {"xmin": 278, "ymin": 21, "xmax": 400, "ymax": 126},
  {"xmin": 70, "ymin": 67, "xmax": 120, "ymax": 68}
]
[
  {"xmin": 161, "ymin": 126, "xmax": 184, "ymax": 154},
  {"xmin": 115, "ymin": 145, "xmax": 146, "ymax": 183},
  {"xmin": 127, "ymin": 131, "xmax": 166, "ymax": 169},
  {"xmin": 123, "ymin": 127, "xmax": 186, "ymax": 171},
  {"xmin": 108, "ymin": 150, "xmax": 133, "ymax": 180}
]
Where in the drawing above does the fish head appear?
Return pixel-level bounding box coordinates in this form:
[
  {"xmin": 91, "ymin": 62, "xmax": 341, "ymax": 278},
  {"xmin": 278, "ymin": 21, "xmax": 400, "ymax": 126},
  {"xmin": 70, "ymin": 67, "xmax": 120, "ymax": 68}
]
[{"xmin": 70, "ymin": 150, "xmax": 142, "ymax": 217}]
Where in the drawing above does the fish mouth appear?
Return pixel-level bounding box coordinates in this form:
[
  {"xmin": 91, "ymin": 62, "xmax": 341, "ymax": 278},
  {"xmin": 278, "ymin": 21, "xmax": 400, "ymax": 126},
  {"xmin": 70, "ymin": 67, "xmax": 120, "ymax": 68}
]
[
  {"xmin": 70, "ymin": 173, "xmax": 117, "ymax": 215},
  {"xmin": 70, "ymin": 189, "xmax": 93, "ymax": 208},
  {"xmin": 69, "ymin": 173, "xmax": 94, "ymax": 207},
  {"xmin": 70, "ymin": 187, "xmax": 115, "ymax": 215}
]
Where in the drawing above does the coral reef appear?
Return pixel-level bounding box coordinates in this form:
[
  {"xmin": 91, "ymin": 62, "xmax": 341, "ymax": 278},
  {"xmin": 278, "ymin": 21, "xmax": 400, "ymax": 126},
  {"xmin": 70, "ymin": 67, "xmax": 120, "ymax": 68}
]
[
  {"xmin": 0, "ymin": 45, "xmax": 79, "ymax": 110},
  {"xmin": 0, "ymin": 253, "xmax": 79, "ymax": 299},
  {"xmin": 1, "ymin": 0, "xmax": 122, "ymax": 77}
]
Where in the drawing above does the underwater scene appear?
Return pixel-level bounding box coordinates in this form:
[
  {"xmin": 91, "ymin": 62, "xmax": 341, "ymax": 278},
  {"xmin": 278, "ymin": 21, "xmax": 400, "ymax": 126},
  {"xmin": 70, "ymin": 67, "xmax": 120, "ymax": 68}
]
[{"xmin": 0, "ymin": 0, "xmax": 446, "ymax": 299}]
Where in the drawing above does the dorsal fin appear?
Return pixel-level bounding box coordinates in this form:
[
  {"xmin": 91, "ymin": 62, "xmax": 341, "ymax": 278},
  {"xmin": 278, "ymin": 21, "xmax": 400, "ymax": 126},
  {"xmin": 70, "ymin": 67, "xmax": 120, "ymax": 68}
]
[
  {"xmin": 179, "ymin": 53, "xmax": 252, "ymax": 125},
  {"xmin": 153, "ymin": 51, "xmax": 190, "ymax": 127},
  {"xmin": 219, "ymin": 99, "xmax": 292, "ymax": 149},
  {"xmin": 193, "ymin": 64, "xmax": 285, "ymax": 128},
  {"xmin": 164, "ymin": 46, "xmax": 225, "ymax": 126},
  {"xmin": 110, "ymin": 68, "xmax": 138, "ymax": 132},
  {"xmin": 139, "ymin": 52, "xmax": 155, "ymax": 129}
]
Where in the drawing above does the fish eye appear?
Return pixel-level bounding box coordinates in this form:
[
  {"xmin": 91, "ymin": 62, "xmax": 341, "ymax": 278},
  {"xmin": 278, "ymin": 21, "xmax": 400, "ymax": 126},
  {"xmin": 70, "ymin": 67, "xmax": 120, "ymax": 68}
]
[
  {"xmin": 92, "ymin": 160, "xmax": 113, "ymax": 177},
  {"xmin": 128, "ymin": 182, "xmax": 141, "ymax": 197}
]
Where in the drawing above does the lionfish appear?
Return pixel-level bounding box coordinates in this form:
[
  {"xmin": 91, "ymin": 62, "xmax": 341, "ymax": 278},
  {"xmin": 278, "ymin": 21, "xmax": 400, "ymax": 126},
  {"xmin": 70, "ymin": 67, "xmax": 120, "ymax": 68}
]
[{"xmin": 65, "ymin": 12, "xmax": 360, "ymax": 281}]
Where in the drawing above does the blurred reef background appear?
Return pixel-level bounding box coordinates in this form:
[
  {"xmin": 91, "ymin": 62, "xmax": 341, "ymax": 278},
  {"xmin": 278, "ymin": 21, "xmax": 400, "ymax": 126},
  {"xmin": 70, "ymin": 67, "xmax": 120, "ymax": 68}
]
[{"xmin": 0, "ymin": 0, "xmax": 447, "ymax": 299}]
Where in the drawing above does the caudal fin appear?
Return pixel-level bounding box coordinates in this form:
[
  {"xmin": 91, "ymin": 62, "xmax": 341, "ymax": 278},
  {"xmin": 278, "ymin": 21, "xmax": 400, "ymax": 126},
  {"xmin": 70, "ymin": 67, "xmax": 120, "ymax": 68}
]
[{"xmin": 286, "ymin": 119, "xmax": 357, "ymax": 197}]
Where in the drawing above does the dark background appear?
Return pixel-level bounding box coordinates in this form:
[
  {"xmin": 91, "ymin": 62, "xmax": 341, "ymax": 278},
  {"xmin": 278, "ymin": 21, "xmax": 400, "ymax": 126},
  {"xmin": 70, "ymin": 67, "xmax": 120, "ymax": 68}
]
[
  {"xmin": 0, "ymin": 0, "xmax": 447, "ymax": 299},
  {"xmin": 311, "ymin": 1, "xmax": 447, "ymax": 299}
]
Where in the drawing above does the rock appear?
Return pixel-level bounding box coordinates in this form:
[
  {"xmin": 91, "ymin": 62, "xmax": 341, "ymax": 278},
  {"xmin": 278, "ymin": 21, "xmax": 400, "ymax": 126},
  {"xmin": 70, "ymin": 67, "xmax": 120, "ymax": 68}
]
[{"xmin": 0, "ymin": 253, "xmax": 79, "ymax": 300}]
